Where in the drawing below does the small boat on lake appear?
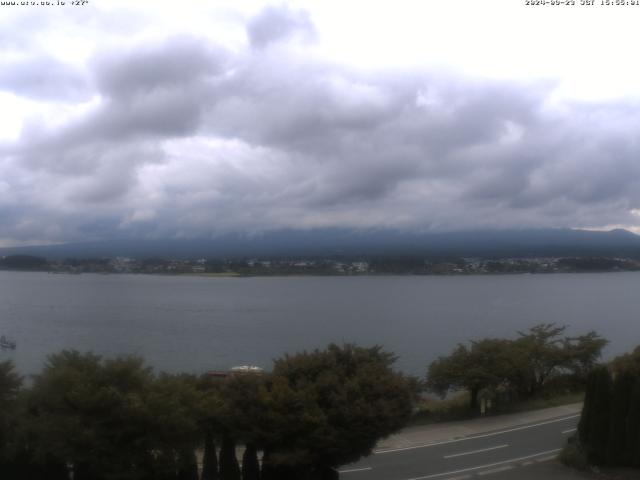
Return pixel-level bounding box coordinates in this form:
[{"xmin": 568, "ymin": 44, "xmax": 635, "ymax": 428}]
[{"xmin": 0, "ymin": 335, "xmax": 16, "ymax": 350}]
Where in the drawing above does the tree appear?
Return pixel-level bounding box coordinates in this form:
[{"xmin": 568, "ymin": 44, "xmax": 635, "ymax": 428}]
[
  {"xmin": 626, "ymin": 379, "xmax": 640, "ymax": 467},
  {"xmin": 515, "ymin": 324, "xmax": 570, "ymax": 395},
  {"xmin": 27, "ymin": 352, "xmax": 161, "ymax": 479},
  {"xmin": 578, "ymin": 366, "xmax": 612, "ymax": 465},
  {"xmin": 611, "ymin": 346, "xmax": 640, "ymax": 376},
  {"xmin": 26, "ymin": 351, "xmax": 205, "ymax": 480},
  {"xmin": 563, "ymin": 331, "xmax": 609, "ymax": 381},
  {"xmin": 260, "ymin": 344, "xmax": 413, "ymax": 476},
  {"xmin": 219, "ymin": 433, "xmax": 241, "ymax": 480},
  {"xmin": 427, "ymin": 339, "xmax": 526, "ymax": 409},
  {"xmin": 201, "ymin": 430, "xmax": 219, "ymax": 480},
  {"xmin": 0, "ymin": 361, "xmax": 23, "ymax": 474},
  {"xmin": 241, "ymin": 443, "xmax": 260, "ymax": 480},
  {"xmin": 606, "ymin": 371, "xmax": 635, "ymax": 465},
  {"xmin": 427, "ymin": 325, "xmax": 607, "ymax": 410}
]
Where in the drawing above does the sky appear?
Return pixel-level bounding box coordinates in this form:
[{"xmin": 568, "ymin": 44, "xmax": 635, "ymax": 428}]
[{"xmin": 1, "ymin": 0, "xmax": 640, "ymax": 247}]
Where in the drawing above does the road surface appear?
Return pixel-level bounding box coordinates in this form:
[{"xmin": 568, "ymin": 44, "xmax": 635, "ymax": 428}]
[{"xmin": 339, "ymin": 413, "xmax": 579, "ymax": 480}]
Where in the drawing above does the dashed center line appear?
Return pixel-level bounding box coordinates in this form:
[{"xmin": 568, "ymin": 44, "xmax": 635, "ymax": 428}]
[
  {"xmin": 402, "ymin": 448, "xmax": 562, "ymax": 480},
  {"xmin": 338, "ymin": 466, "xmax": 372, "ymax": 474},
  {"xmin": 477, "ymin": 465, "xmax": 514, "ymax": 476},
  {"xmin": 443, "ymin": 444, "xmax": 509, "ymax": 459},
  {"xmin": 562, "ymin": 428, "xmax": 577, "ymax": 434},
  {"xmin": 375, "ymin": 414, "xmax": 579, "ymax": 454}
]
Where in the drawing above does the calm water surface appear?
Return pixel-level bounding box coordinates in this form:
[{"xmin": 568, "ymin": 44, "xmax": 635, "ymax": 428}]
[{"xmin": 1, "ymin": 271, "xmax": 638, "ymax": 376}]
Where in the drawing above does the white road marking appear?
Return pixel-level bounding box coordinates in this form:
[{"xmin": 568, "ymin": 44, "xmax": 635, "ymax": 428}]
[
  {"xmin": 521, "ymin": 460, "xmax": 534, "ymax": 466},
  {"xmin": 338, "ymin": 466, "xmax": 372, "ymax": 474},
  {"xmin": 477, "ymin": 465, "xmax": 514, "ymax": 476},
  {"xmin": 402, "ymin": 448, "xmax": 561, "ymax": 480},
  {"xmin": 562, "ymin": 428, "xmax": 577, "ymax": 434},
  {"xmin": 375, "ymin": 415, "xmax": 579, "ymax": 454},
  {"xmin": 443, "ymin": 444, "xmax": 508, "ymax": 459},
  {"xmin": 535, "ymin": 455, "xmax": 557, "ymax": 463}
]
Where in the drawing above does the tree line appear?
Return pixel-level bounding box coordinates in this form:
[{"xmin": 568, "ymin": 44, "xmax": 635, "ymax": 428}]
[
  {"xmin": 0, "ymin": 344, "xmax": 415, "ymax": 480},
  {"xmin": 426, "ymin": 324, "xmax": 608, "ymax": 410}
]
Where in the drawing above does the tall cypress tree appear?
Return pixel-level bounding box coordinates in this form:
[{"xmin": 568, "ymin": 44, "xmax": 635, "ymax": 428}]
[
  {"xmin": 241, "ymin": 443, "xmax": 260, "ymax": 480},
  {"xmin": 260, "ymin": 450, "xmax": 274, "ymax": 480},
  {"xmin": 201, "ymin": 431, "xmax": 219, "ymax": 480},
  {"xmin": 578, "ymin": 367, "xmax": 596, "ymax": 446},
  {"xmin": 580, "ymin": 366, "xmax": 612, "ymax": 465},
  {"xmin": 219, "ymin": 434, "xmax": 241, "ymax": 480},
  {"xmin": 177, "ymin": 450, "xmax": 199, "ymax": 480},
  {"xmin": 606, "ymin": 372, "xmax": 635, "ymax": 465},
  {"xmin": 625, "ymin": 379, "xmax": 640, "ymax": 467}
]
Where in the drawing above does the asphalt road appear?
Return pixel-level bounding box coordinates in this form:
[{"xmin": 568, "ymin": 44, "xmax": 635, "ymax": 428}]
[{"xmin": 338, "ymin": 414, "xmax": 580, "ymax": 480}]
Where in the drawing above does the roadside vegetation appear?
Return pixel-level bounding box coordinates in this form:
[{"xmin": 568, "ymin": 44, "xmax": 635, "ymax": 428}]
[
  {"xmin": 422, "ymin": 324, "xmax": 606, "ymax": 419},
  {"xmin": 0, "ymin": 344, "xmax": 415, "ymax": 480},
  {"xmin": 561, "ymin": 346, "xmax": 640, "ymax": 473}
]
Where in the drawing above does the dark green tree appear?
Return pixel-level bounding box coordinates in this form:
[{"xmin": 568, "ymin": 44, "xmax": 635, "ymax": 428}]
[
  {"xmin": 578, "ymin": 366, "xmax": 612, "ymax": 465},
  {"xmin": 260, "ymin": 344, "xmax": 413, "ymax": 475},
  {"xmin": 606, "ymin": 371, "xmax": 635, "ymax": 465},
  {"xmin": 219, "ymin": 433, "xmax": 241, "ymax": 480},
  {"xmin": 427, "ymin": 339, "xmax": 526, "ymax": 409},
  {"xmin": 623, "ymin": 377, "xmax": 640, "ymax": 467},
  {"xmin": 241, "ymin": 443, "xmax": 260, "ymax": 480},
  {"xmin": 201, "ymin": 431, "xmax": 219, "ymax": 480},
  {"xmin": 177, "ymin": 449, "xmax": 199, "ymax": 480},
  {"xmin": 611, "ymin": 346, "xmax": 640, "ymax": 376}
]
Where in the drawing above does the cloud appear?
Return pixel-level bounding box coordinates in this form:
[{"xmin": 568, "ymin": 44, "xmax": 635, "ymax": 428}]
[
  {"xmin": 247, "ymin": 4, "xmax": 317, "ymax": 48},
  {"xmin": 1, "ymin": 4, "xmax": 640, "ymax": 246},
  {"xmin": 0, "ymin": 55, "xmax": 91, "ymax": 102}
]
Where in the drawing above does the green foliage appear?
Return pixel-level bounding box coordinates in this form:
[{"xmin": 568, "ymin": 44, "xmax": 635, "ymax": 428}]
[
  {"xmin": 219, "ymin": 434, "xmax": 241, "ymax": 480},
  {"xmin": 611, "ymin": 346, "xmax": 640, "ymax": 376},
  {"xmin": 201, "ymin": 431, "xmax": 219, "ymax": 480},
  {"xmin": 579, "ymin": 366, "xmax": 612, "ymax": 465},
  {"xmin": 427, "ymin": 338, "xmax": 526, "ymax": 408},
  {"xmin": 623, "ymin": 378, "xmax": 640, "ymax": 467},
  {"xmin": 426, "ymin": 324, "xmax": 607, "ymax": 410},
  {"xmin": 575, "ymin": 347, "xmax": 640, "ymax": 469},
  {"xmin": 21, "ymin": 351, "xmax": 204, "ymax": 480},
  {"xmin": 606, "ymin": 372, "xmax": 635, "ymax": 465},
  {"xmin": 241, "ymin": 443, "xmax": 260, "ymax": 480},
  {"xmin": 0, "ymin": 361, "xmax": 22, "ymax": 469},
  {"xmin": 559, "ymin": 441, "xmax": 588, "ymax": 470},
  {"xmin": 261, "ymin": 344, "xmax": 413, "ymax": 471}
]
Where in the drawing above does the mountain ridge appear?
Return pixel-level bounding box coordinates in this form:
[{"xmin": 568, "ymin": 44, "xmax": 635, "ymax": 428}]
[{"xmin": 2, "ymin": 228, "xmax": 640, "ymax": 260}]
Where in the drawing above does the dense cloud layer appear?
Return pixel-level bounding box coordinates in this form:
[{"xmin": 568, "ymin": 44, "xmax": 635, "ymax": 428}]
[{"xmin": 0, "ymin": 5, "xmax": 639, "ymax": 246}]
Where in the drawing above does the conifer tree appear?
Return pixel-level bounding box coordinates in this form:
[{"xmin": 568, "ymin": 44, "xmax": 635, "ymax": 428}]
[
  {"xmin": 201, "ymin": 431, "xmax": 219, "ymax": 480},
  {"xmin": 219, "ymin": 434, "xmax": 241, "ymax": 480},
  {"xmin": 625, "ymin": 379, "xmax": 640, "ymax": 467},
  {"xmin": 177, "ymin": 450, "xmax": 199, "ymax": 480},
  {"xmin": 241, "ymin": 443, "xmax": 260, "ymax": 480},
  {"xmin": 606, "ymin": 372, "xmax": 635, "ymax": 465},
  {"xmin": 580, "ymin": 366, "xmax": 612, "ymax": 465}
]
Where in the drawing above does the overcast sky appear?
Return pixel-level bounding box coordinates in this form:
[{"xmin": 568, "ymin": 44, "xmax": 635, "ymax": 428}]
[{"xmin": 1, "ymin": 0, "xmax": 640, "ymax": 246}]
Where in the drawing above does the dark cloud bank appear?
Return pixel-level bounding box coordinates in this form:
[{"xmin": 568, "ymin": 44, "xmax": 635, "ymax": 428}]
[{"xmin": 1, "ymin": 5, "xmax": 640, "ymax": 246}]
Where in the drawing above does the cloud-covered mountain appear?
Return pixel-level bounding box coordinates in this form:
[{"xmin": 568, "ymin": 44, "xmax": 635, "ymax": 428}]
[
  {"xmin": 1, "ymin": 4, "xmax": 640, "ymax": 247},
  {"xmin": 2, "ymin": 228, "xmax": 639, "ymax": 260}
]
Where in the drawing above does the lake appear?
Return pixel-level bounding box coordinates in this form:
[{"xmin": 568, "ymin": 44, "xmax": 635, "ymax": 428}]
[{"xmin": 0, "ymin": 271, "xmax": 638, "ymax": 376}]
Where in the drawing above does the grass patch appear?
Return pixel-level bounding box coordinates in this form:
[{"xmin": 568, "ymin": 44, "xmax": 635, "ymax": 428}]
[
  {"xmin": 506, "ymin": 391, "xmax": 584, "ymax": 414},
  {"xmin": 410, "ymin": 391, "xmax": 475, "ymax": 425},
  {"xmin": 409, "ymin": 391, "xmax": 584, "ymax": 426}
]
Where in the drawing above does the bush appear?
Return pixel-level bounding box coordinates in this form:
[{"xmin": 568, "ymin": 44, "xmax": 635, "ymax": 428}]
[{"xmin": 559, "ymin": 441, "xmax": 588, "ymax": 471}]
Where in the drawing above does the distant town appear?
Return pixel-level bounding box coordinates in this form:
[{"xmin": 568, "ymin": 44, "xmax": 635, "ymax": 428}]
[{"xmin": 1, "ymin": 254, "xmax": 640, "ymax": 276}]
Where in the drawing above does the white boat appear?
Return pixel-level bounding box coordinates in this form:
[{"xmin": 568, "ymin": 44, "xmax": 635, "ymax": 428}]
[{"xmin": 0, "ymin": 335, "xmax": 16, "ymax": 350}]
